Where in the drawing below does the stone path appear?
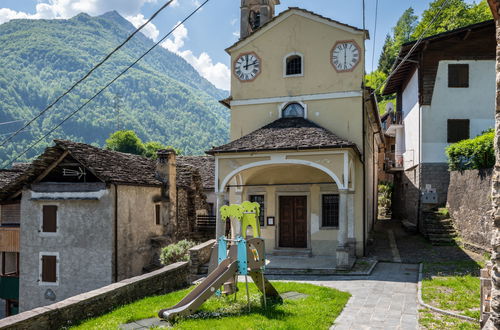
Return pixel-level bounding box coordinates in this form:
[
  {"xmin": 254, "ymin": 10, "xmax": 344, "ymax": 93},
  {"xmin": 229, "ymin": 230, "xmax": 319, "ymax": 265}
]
[{"xmin": 269, "ymin": 262, "xmax": 419, "ymax": 330}]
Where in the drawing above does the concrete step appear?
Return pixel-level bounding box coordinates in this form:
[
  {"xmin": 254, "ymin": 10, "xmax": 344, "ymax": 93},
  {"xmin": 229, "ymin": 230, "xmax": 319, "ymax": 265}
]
[
  {"xmin": 428, "ymin": 233, "xmax": 457, "ymax": 240},
  {"xmin": 426, "ymin": 228, "xmax": 456, "ymax": 234},
  {"xmin": 269, "ymin": 249, "xmax": 312, "ymax": 257}
]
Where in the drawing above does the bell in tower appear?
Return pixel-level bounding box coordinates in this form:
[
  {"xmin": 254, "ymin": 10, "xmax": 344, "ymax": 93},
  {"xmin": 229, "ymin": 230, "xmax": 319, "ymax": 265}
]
[{"xmin": 240, "ymin": 0, "xmax": 280, "ymax": 39}]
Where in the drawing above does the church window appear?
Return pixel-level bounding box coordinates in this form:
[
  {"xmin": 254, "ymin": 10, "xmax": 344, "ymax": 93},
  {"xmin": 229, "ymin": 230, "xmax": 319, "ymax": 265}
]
[
  {"xmin": 282, "ymin": 103, "xmax": 305, "ymax": 118},
  {"xmin": 284, "ymin": 53, "xmax": 303, "ymax": 76}
]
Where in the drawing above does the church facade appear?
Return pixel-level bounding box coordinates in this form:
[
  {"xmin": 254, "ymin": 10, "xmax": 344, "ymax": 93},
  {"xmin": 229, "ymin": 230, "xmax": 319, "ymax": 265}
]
[{"xmin": 208, "ymin": 1, "xmax": 382, "ymax": 269}]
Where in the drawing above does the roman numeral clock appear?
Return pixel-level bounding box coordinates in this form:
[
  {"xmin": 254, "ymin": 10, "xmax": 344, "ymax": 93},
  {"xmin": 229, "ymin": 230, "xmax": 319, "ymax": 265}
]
[
  {"xmin": 234, "ymin": 52, "xmax": 261, "ymax": 82},
  {"xmin": 331, "ymin": 40, "xmax": 361, "ymax": 72}
]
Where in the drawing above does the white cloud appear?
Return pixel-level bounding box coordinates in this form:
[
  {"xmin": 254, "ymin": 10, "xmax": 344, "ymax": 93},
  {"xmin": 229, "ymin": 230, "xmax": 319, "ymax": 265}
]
[
  {"xmin": 125, "ymin": 14, "xmax": 159, "ymax": 41},
  {"xmin": 161, "ymin": 22, "xmax": 230, "ymax": 90},
  {"xmin": 232, "ymin": 31, "xmax": 240, "ymax": 38},
  {"xmin": 230, "ymin": 18, "xmax": 237, "ymax": 26},
  {"xmin": 170, "ymin": 0, "xmax": 180, "ymax": 7},
  {"xmin": 0, "ymin": 0, "xmax": 159, "ymax": 24}
]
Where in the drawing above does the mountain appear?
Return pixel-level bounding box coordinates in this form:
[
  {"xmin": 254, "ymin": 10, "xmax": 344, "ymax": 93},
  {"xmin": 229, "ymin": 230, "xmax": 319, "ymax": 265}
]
[{"xmin": 0, "ymin": 10, "xmax": 229, "ymax": 166}]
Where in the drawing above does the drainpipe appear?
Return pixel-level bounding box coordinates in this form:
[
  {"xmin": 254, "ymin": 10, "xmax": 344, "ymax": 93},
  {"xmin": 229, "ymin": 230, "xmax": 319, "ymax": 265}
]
[
  {"xmin": 362, "ymin": 93, "xmax": 367, "ymax": 256},
  {"xmin": 114, "ymin": 184, "xmax": 118, "ymax": 282}
]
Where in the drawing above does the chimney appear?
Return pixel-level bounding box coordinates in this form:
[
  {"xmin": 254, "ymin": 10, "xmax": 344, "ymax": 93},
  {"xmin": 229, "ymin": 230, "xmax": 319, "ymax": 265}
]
[
  {"xmin": 156, "ymin": 149, "xmax": 176, "ymax": 184},
  {"xmin": 156, "ymin": 148, "xmax": 178, "ymax": 240}
]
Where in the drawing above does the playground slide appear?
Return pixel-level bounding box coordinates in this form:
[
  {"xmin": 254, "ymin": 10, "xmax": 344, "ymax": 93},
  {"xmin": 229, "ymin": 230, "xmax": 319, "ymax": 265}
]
[{"xmin": 158, "ymin": 258, "xmax": 238, "ymax": 320}]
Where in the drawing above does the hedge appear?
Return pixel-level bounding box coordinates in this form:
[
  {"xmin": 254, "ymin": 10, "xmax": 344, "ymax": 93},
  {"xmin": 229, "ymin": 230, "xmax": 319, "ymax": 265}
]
[{"xmin": 445, "ymin": 130, "xmax": 494, "ymax": 171}]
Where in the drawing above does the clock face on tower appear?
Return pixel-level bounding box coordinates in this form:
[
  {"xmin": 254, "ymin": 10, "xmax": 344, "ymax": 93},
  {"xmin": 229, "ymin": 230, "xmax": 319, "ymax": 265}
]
[
  {"xmin": 234, "ymin": 52, "xmax": 261, "ymax": 82},
  {"xmin": 331, "ymin": 40, "xmax": 361, "ymax": 72}
]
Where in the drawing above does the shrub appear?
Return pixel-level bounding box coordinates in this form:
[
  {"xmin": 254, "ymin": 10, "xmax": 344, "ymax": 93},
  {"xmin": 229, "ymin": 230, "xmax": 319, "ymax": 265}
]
[
  {"xmin": 378, "ymin": 181, "xmax": 393, "ymax": 217},
  {"xmin": 160, "ymin": 240, "xmax": 196, "ymax": 266},
  {"xmin": 445, "ymin": 130, "xmax": 494, "ymax": 171}
]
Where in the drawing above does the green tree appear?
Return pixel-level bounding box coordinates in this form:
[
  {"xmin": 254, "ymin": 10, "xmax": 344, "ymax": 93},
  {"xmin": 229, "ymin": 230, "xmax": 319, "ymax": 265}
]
[
  {"xmin": 378, "ymin": 8, "xmax": 418, "ymax": 74},
  {"xmin": 105, "ymin": 130, "xmax": 146, "ymax": 155},
  {"xmin": 412, "ymin": 0, "xmax": 492, "ymax": 39},
  {"xmin": 143, "ymin": 141, "xmax": 182, "ymax": 159}
]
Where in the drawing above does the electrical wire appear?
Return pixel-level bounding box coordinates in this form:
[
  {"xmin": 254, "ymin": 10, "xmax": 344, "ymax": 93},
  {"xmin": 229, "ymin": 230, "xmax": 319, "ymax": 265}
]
[
  {"xmin": 370, "ymin": 0, "xmax": 452, "ymax": 97},
  {"xmin": 3, "ymin": 0, "xmax": 211, "ymax": 168},
  {"xmin": 0, "ymin": 0, "xmax": 176, "ymax": 147}
]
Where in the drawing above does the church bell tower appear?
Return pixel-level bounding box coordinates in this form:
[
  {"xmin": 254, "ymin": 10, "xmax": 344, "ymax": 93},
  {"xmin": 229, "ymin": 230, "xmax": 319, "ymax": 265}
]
[{"xmin": 240, "ymin": 0, "xmax": 280, "ymax": 39}]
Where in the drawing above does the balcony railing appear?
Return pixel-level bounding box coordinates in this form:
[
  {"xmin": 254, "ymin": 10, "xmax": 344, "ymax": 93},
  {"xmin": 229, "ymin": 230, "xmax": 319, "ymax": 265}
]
[
  {"xmin": 384, "ymin": 152, "xmax": 404, "ymax": 172},
  {"xmin": 0, "ymin": 226, "xmax": 20, "ymax": 252}
]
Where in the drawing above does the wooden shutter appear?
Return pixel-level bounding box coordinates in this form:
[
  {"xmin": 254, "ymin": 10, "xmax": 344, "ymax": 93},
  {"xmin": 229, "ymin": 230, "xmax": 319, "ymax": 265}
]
[
  {"xmin": 447, "ymin": 119, "xmax": 470, "ymax": 143},
  {"xmin": 42, "ymin": 206, "xmax": 57, "ymax": 232},
  {"xmin": 41, "ymin": 255, "xmax": 57, "ymax": 282},
  {"xmin": 448, "ymin": 64, "xmax": 469, "ymax": 88},
  {"xmin": 155, "ymin": 205, "xmax": 161, "ymax": 225}
]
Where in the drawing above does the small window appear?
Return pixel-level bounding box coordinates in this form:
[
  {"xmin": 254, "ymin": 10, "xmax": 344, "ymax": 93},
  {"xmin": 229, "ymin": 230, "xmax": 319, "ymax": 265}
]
[
  {"xmin": 41, "ymin": 254, "xmax": 57, "ymax": 283},
  {"xmin": 282, "ymin": 103, "xmax": 305, "ymax": 118},
  {"xmin": 249, "ymin": 195, "xmax": 265, "ymax": 226},
  {"xmin": 390, "ymin": 144, "xmax": 395, "ymax": 153},
  {"xmin": 207, "ymin": 203, "xmax": 215, "ymax": 216},
  {"xmin": 322, "ymin": 194, "xmax": 339, "ymax": 227},
  {"xmin": 155, "ymin": 204, "xmax": 161, "ymax": 225},
  {"xmin": 447, "ymin": 119, "xmax": 470, "ymax": 143},
  {"xmin": 42, "ymin": 205, "xmax": 57, "ymax": 233},
  {"xmin": 448, "ymin": 64, "xmax": 469, "ymax": 88},
  {"xmin": 285, "ymin": 55, "xmax": 302, "ymax": 76}
]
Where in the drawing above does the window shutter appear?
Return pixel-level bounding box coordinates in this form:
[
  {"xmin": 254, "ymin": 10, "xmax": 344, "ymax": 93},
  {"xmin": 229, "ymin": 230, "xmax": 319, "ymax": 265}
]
[
  {"xmin": 447, "ymin": 119, "xmax": 470, "ymax": 143},
  {"xmin": 42, "ymin": 255, "xmax": 57, "ymax": 282},
  {"xmin": 42, "ymin": 205, "xmax": 57, "ymax": 232},
  {"xmin": 448, "ymin": 64, "xmax": 469, "ymax": 88}
]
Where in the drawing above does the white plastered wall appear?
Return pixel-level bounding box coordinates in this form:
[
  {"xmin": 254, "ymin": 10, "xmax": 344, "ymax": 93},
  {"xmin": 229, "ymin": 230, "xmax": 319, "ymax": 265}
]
[
  {"xmin": 422, "ymin": 60, "xmax": 495, "ymax": 163},
  {"xmin": 402, "ymin": 69, "xmax": 420, "ymax": 170}
]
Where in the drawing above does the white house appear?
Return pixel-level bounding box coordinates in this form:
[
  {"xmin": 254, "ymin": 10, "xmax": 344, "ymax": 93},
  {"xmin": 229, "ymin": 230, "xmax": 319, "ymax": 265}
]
[{"xmin": 382, "ymin": 20, "xmax": 495, "ymax": 231}]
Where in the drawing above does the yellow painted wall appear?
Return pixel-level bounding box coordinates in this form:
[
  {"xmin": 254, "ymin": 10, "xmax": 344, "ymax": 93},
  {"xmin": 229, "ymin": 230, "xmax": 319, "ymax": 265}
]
[{"xmin": 229, "ymin": 11, "xmax": 365, "ymax": 99}]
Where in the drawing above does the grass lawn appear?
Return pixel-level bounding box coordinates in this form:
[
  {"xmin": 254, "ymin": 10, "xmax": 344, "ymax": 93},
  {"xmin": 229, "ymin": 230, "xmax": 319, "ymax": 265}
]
[
  {"xmin": 71, "ymin": 282, "xmax": 350, "ymax": 330},
  {"xmin": 420, "ymin": 260, "xmax": 482, "ymax": 329}
]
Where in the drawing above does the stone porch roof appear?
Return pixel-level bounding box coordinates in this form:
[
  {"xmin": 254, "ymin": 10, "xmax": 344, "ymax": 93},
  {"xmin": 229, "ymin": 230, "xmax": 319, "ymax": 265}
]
[{"xmin": 206, "ymin": 117, "xmax": 359, "ymax": 155}]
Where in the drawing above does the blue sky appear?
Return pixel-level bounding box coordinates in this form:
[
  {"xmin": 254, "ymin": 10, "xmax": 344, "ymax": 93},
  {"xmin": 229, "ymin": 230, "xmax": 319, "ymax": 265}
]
[{"xmin": 0, "ymin": 0, "xmax": 486, "ymax": 90}]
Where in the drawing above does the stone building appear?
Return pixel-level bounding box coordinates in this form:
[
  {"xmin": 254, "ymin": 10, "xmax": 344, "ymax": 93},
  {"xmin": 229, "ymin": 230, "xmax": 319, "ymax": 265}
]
[
  {"xmin": 0, "ymin": 140, "xmax": 212, "ymax": 313},
  {"xmin": 209, "ymin": 2, "xmax": 383, "ymax": 269},
  {"xmin": 382, "ymin": 21, "xmax": 496, "ymax": 232}
]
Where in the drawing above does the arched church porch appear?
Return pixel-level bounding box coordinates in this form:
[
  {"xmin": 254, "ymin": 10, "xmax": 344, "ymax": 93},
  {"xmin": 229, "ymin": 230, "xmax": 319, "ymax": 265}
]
[{"xmin": 213, "ymin": 150, "xmax": 361, "ymax": 270}]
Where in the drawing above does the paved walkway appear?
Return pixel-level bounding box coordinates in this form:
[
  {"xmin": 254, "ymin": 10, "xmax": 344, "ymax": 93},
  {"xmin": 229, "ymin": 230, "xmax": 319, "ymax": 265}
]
[{"xmin": 269, "ymin": 262, "xmax": 419, "ymax": 330}]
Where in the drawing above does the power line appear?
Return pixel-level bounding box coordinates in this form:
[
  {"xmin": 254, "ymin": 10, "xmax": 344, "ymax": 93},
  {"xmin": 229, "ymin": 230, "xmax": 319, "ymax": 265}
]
[
  {"xmin": 370, "ymin": 0, "xmax": 452, "ymax": 97},
  {"xmin": 371, "ymin": 0, "xmax": 379, "ymax": 72},
  {"xmin": 3, "ymin": 0, "xmax": 211, "ymax": 168},
  {"xmin": 0, "ymin": 0, "xmax": 176, "ymax": 148}
]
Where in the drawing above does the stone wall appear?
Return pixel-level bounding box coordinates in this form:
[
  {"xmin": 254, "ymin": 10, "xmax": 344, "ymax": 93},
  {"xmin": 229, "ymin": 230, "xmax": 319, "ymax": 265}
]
[
  {"xmin": 392, "ymin": 163, "xmax": 450, "ymax": 232},
  {"xmin": 19, "ymin": 187, "xmax": 115, "ymax": 312},
  {"xmin": 0, "ymin": 262, "xmax": 190, "ymax": 330},
  {"xmin": 447, "ymin": 169, "xmax": 493, "ymax": 250},
  {"xmin": 188, "ymin": 239, "xmax": 215, "ymax": 275}
]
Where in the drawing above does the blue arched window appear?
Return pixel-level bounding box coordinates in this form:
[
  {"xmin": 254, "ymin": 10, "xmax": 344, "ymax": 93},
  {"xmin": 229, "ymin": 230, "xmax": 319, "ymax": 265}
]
[{"xmin": 282, "ymin": 103, "xmax": 305, "ymax": 118}]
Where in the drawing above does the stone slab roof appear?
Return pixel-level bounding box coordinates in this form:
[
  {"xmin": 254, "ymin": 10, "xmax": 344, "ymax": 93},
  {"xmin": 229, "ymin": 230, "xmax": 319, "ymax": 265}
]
[
  {"xmin": 0, "ymin": 140, "xmax": 216, "ymax": 200},
  {"xmin": 177, "ymin": 156, "xmax": 215, "ymax": 190},
  {"xmin": 207, "ymin": 117, "xmax": 359, "ymax": 155}
]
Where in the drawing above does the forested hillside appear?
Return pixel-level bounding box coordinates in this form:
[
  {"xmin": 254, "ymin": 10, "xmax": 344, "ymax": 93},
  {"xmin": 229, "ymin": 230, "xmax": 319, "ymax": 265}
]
[{"xmin": 0, "ymin": 11, "xmax": 229, "ymax": 166}]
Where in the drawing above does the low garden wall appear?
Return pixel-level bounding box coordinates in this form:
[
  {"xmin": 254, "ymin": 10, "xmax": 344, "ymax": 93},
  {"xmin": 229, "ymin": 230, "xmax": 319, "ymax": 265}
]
[
  {"xmin": 189, "ymin": 239, "xmax": 215, "ymax": 275},
  {"xmin": 446, "ymin": 169, "xmax": 493, "ymax": 251},
  {"xmin": 0, "ymin": 262, "xmax": 190, "ymax": 330}
]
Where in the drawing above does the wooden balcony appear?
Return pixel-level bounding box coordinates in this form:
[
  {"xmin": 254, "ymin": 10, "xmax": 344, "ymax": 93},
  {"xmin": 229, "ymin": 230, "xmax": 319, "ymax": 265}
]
[{"xmin": 0, "ymin": 226, "xmax": 20, "ymax": 252}]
